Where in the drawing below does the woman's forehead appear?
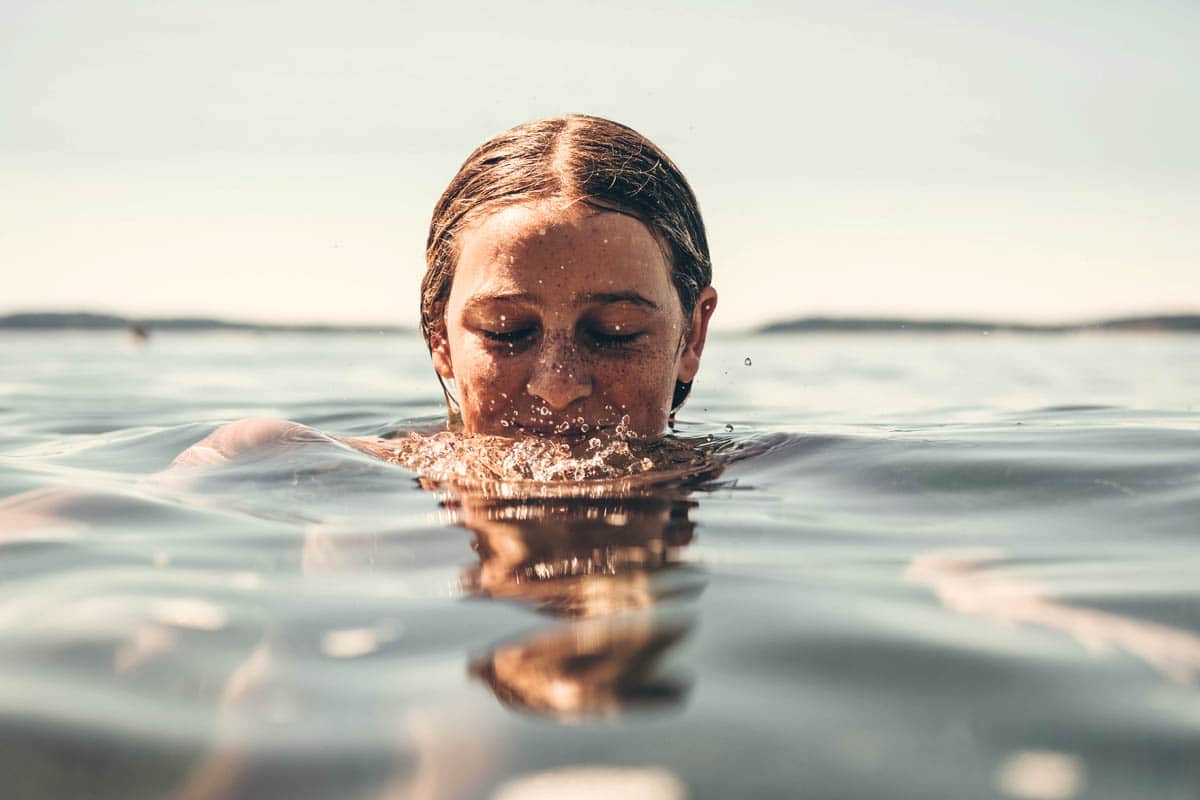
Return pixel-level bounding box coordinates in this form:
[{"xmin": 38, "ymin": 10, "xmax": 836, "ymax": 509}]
[{"xmin": 451, "ymin": 204, "xmax": 675, "ymax": 301}]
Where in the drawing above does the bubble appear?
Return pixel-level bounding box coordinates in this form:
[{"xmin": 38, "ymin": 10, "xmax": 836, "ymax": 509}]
[
  {"xmin": 744, "ymin": 357, "xmax": 752, "ymax": 366},
  {"xmin": 580, "ymin": 424, "xmax": 589, "ymax": 433},
  {"xmin": 725, "ymin": 424, "xmax": 734, "ymax": 432}
]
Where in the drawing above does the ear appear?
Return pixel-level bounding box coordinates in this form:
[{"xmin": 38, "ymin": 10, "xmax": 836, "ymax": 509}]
[
  {"xmin": 677, "ymin": 287, "xmax": 717, "ymax": 384},
  {"xmin": 430, "ymin": 327, "xmax": 455, "ymax": 380}
]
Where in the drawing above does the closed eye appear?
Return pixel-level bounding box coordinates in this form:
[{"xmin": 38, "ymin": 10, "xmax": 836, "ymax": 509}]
[
  {"xmin": 480, "ymin": 327, "xmax": 536, "ymax": 343},
  {"xmin": 585, "ymin": 329, "xmax": 642, "ymax": 349}
]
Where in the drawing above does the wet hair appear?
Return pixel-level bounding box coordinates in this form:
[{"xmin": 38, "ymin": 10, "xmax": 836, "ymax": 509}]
[{"xmin": 421, "ymin": 114, "xmax": 712, "ymax": 412}]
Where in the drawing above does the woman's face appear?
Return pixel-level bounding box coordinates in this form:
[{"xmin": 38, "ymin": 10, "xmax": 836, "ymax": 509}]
[{"xmin": 434, "ymin": 203, "xmax": 716, "ymax": 438}]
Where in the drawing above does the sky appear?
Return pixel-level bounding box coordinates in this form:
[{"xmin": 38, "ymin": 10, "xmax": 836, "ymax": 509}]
[{"xmin": 2, "ymin": 0, "xmax": 1197, "ymax": 330}]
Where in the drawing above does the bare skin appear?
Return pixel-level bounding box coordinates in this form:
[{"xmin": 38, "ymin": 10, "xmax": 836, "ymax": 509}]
[
  {"xmin": 432, "ymin": 203, "xmax": 717, "ymax": 439},
  {"xmin": 161, "ymin": 204, "xmax": 718, "ymax": 468},
  {"xmin": 906, "ymin": 549, "xmax": 1200, "ymax": 686}
]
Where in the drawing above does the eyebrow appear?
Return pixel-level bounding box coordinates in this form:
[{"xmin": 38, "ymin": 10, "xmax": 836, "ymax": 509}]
[
  {"xmin": 579, "ymin": 291, "xmax": 660, "ymax": 310},
  {"xmin": 461, "ymin": 292, "xmax": 536, "ymax": 313},
  {"xmin": 462, "ymin": 291, "xmax": 660, "ymax": 312}
]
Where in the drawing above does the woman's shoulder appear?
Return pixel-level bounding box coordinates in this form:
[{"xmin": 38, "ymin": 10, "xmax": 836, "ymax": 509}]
[{"xmin": 172, "ymin": 418, "xmax": 339, "ymax": 468}]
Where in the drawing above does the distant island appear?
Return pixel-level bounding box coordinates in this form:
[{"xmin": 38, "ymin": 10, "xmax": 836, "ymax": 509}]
[
  {"xmin": 1, "ymin": 311, "xmax": 1198, "ymax": 335},
  {"xmin": 0, "ymin": 312, "xmax": 408, "ymax": 334},
  {"xmin": 757, "ymin": 314, "xmax": 1200, "ymax": 335}
]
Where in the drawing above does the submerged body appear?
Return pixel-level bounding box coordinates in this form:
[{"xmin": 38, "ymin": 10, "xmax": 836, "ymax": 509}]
[{"xmin": 172, "ymin": 416, "xmax": 721, "ymax": 486}]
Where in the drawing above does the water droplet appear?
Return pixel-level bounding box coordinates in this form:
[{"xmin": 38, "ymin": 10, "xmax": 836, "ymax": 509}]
[
  {"xmin": 744, "ymin": 357, "xmax": 752, "ymax": 366},
  {"xmin": 725, "ymin": 424, "xmax": 734, "ymax": 432}
]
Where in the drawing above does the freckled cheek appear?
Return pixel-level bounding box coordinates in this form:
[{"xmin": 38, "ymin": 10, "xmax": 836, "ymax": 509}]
[
  {"xmin": 458, "ymin": 348, "xmax": 531, "ymax": 415},
  {"xmin": 594, "ymin": 347, "xmax": 676, "ymax": 409}
]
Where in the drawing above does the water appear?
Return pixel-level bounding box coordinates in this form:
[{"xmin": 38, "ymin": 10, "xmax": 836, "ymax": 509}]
[{"xmin": 2, "ymin": 330, "xmax": 1198, "ymax": 800}]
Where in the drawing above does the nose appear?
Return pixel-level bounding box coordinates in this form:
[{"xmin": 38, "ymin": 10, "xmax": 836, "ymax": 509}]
[{"xmin": 525, "ymin": 334, "xmax": 592, "ymax": 411}]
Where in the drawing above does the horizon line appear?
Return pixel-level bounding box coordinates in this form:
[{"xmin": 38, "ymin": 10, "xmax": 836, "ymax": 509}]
[{"xmin": 2, "ymin": 309, "xmax": 1199, "ymax": 335}]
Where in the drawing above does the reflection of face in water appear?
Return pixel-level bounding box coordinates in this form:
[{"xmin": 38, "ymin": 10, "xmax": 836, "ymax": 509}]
[{"xmin": 447, "ymin": 494, "xmax": 705, "ymax": 720}]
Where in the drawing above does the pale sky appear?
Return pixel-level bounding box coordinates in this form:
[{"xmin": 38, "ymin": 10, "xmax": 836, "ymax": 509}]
[{"xmin": 2, "ymin": 0, "xmax": 1197, "ymax": 330}]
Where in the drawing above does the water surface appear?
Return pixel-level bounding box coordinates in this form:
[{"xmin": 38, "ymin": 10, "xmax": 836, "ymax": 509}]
[{"xmin": 1, "ymin": 330, "xmax": 1198, "ymax": 800}]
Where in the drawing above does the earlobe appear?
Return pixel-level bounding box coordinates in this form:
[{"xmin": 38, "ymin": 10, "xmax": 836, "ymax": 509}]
[
  {"xmin": 430, "ymin": 333, "xmax": 455, "ymax": 380},
  {"xmin": 677, "ymin": 287, "xmax": 718, "ymax": 384}
]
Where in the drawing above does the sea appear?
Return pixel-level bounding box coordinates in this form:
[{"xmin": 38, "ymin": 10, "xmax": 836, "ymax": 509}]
[{"xmin": 1, "ymin": 329, "xmax": 1198, "ymax": 800}]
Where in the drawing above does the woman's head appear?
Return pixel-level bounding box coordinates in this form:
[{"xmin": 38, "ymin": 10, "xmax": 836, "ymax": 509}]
[{"xmin": 421, "ymin": 115, "xmax": 717, "ymax": 438}]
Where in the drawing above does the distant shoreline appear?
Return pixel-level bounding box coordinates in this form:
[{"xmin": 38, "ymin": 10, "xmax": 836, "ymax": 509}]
[
  {"xmin": 1, "ymin": 311, "xmax": 1198, "ymax": 335},
  {"xmin": 0, "ymin": 312, "xmax": 408, "ymax": 334},
  {"xmin": 756, "ymin": 314, "xmax": 1200, "ymax": 335}
]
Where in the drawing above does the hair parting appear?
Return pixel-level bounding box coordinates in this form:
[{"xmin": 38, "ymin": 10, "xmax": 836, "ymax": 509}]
[{"xmin": 421, "ymin": 114, "xmax": 713, "ymax": 412}]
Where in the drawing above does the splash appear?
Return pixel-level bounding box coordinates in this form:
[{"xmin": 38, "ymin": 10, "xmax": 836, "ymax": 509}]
[{"xmin": 363, "ymin": 415, "xmax": 726, "ymax": 497}]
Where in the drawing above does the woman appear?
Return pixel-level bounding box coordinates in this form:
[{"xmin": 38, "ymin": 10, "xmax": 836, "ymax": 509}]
[{"xmin": 177, "ymin": 114, "xmax": 718, "ymax": 470}]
